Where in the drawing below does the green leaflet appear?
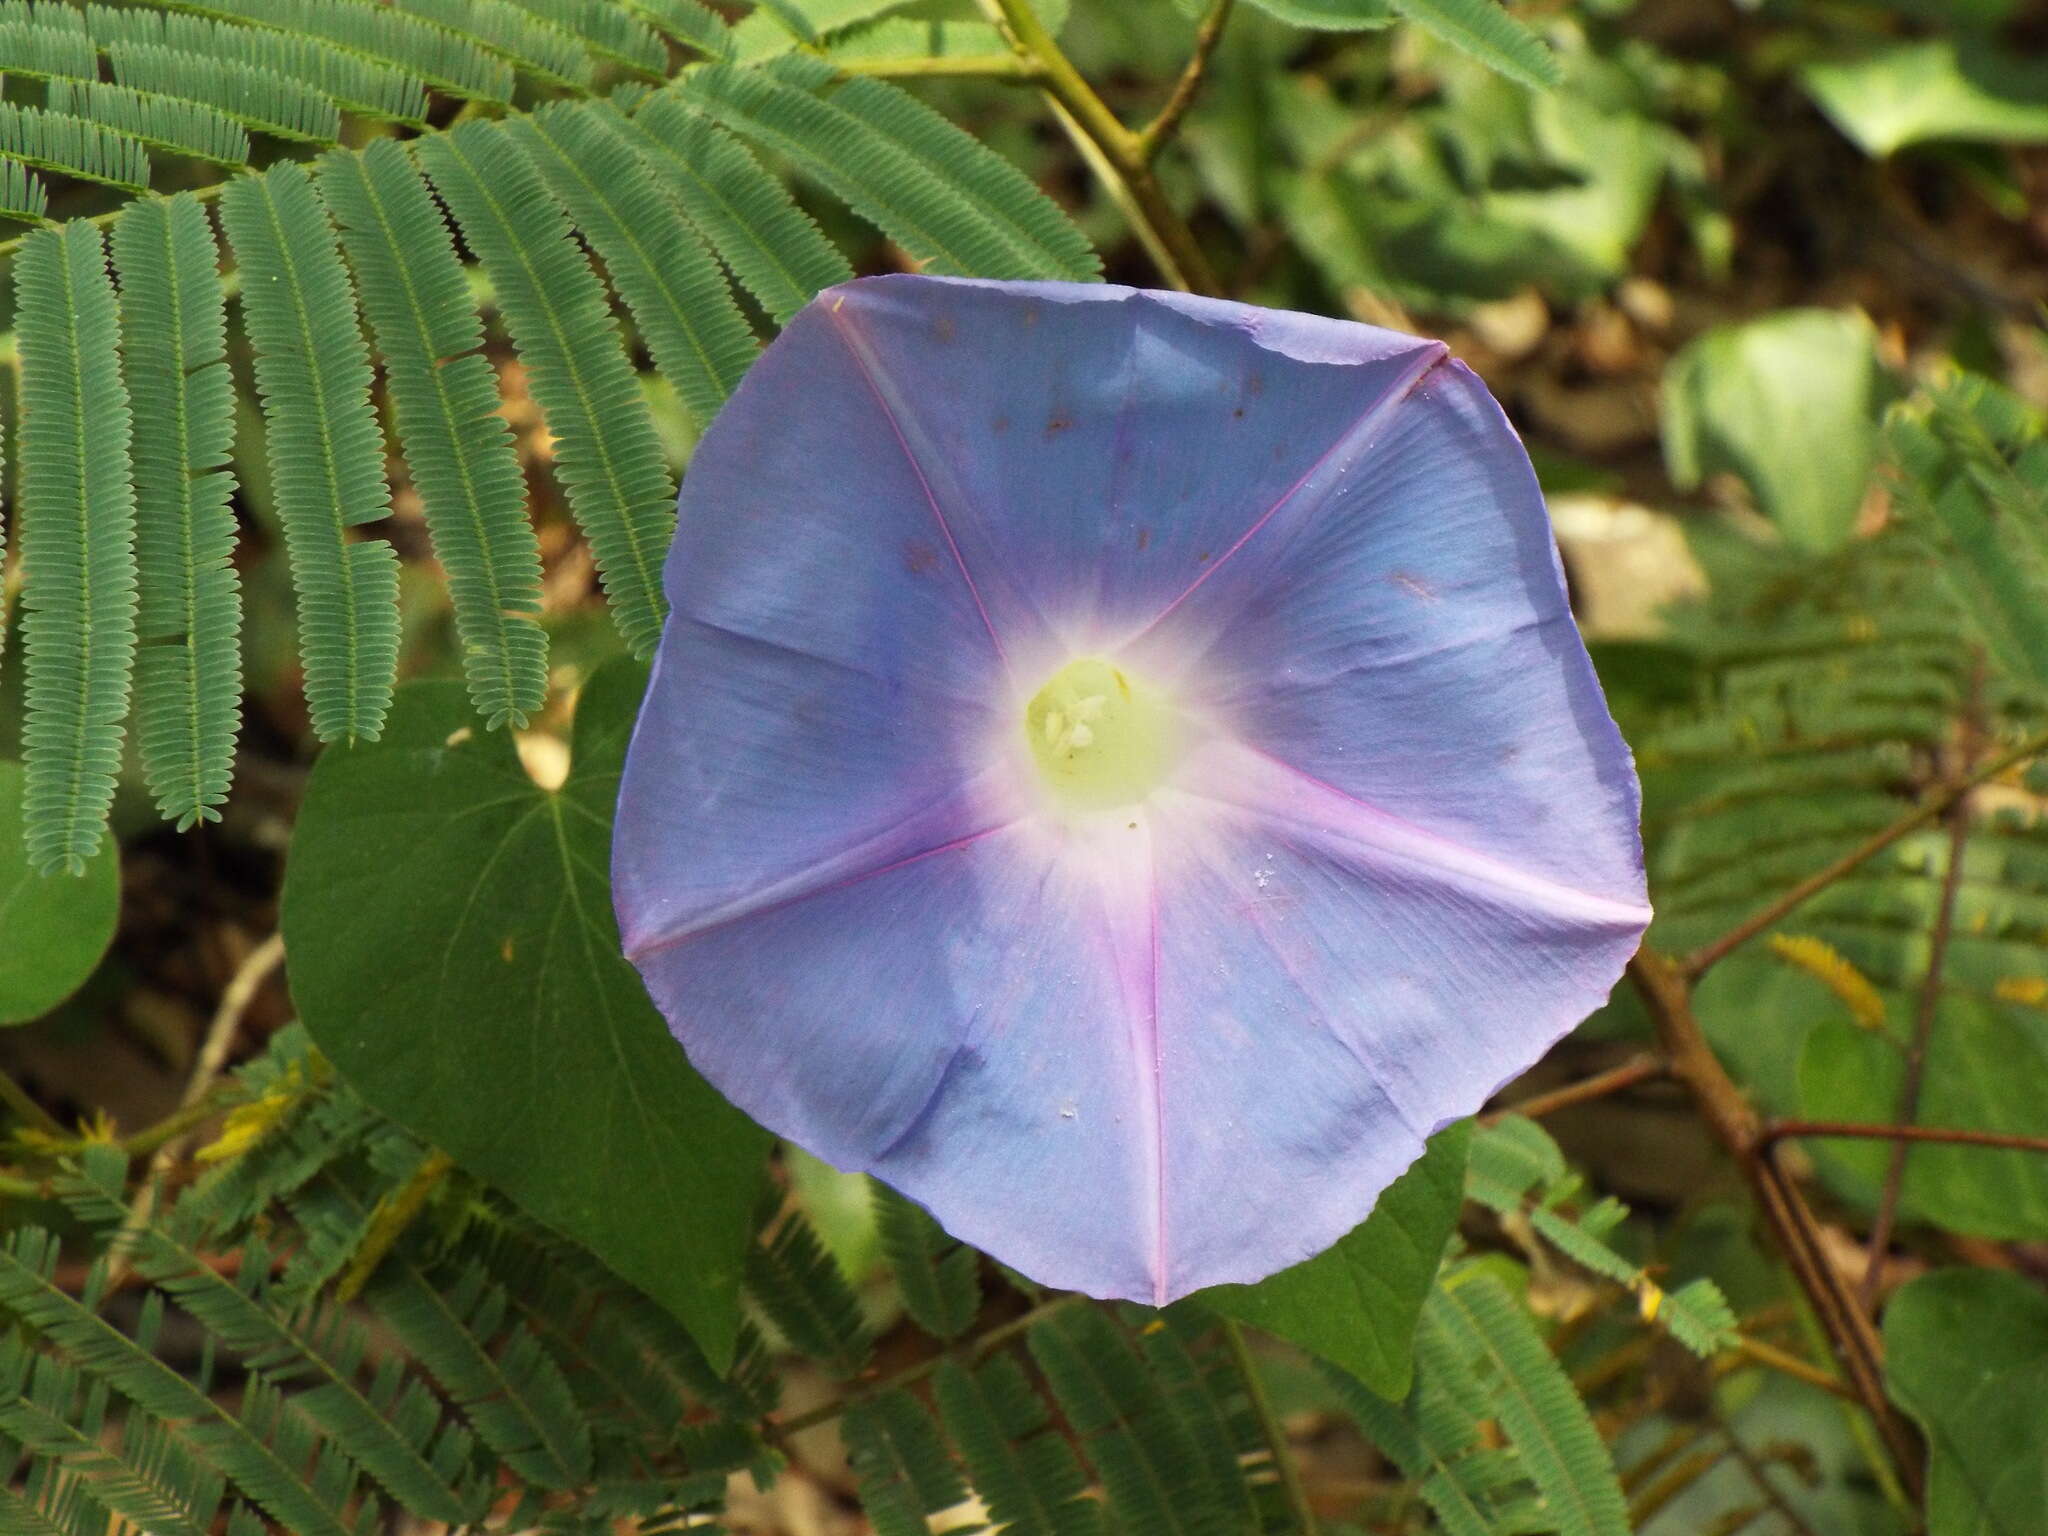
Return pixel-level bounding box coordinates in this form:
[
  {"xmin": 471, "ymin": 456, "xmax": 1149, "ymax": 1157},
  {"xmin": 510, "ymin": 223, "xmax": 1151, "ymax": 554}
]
[
  {"xmin": 15, "ymin": 221, "xmax": 138, "ymax": 877},
  {"xmin": 0, "ymin": 101, "xmax": 149, "ymax": 192},
  {"xmin": 218, "ymin": 162, "xmax": 399, "ymax": 745},
  {"xmin": 0, "ymin": 157, "xmax": 48, "ymax": 221},
  {"xmin": 872, "ymin": 1182, "xmax": 980, "ymax": 1341},
  {"xmin": 510, "ymin": 101, "xmax": 758, "ymax": 432},
  {"xmin": 107, "ymin": 43, "xmax": 342, "ymax": 145},
  {"xmin": 932, "ymin": 1356, "xmax": 1107, "ymax": 1536},
  {"xmin": 628, "ymin": 94, "xmax": 852, "ymax": 323},
  {"xmin": 501, "ymin": 0, "xmax": 666, "ymax": 76},
  {"xmin": 1391, "ymin": 0, "xmax": 1558, "ymax": 91},
  {"xmin": 416, "ymin": 120, "xmax": 678, "ymax": 659},
  {"xmin": 0, "ymin": 1, "xmax": 97, "ymax": 82},
  {"xmin": 316, "ymin": 140, "xmax": 547, "ymax": 730},
  {"xmin": 1427, "ymin": 1274, "xmax": 1630, "ymax": 1536},
  {"xmin": 0, "ymin": 1232, "xmax": 359, "ymax": 1536},
  {"xmin": 747, "ymin": 1214, "xmax": 874, "ymax": 1377},
  {"xmin": 623, "ymin": 0, "xmax": 734, "ymax": 57},
  {"xmin": 46, "ymin": 81, "xmax": 250, "ymax": 167},
  {"xmin": 1204, "ymin": 1121, "xmax": 1469, "ymax": 1398},
  {"xmin": 112, "ymin": 193, "xmax": 244, "ymax": 830},
  {"xmin": 663, "ymin": 56, "xmax": 1100, "ymax": 281},
  {"xmin": 0, "ymin": 761, "xmax": 119, "ymax": 1021},
  {"xmin": 391, "ymin": 0, "xmax": 593, "ymax": 89},
  {"xmin": 843, "ymin": 1390, "xmax": 970, "ymax": 1536},
  {"xmin": 165, "ymin": 0, "xmax": 512, "ymax": 104}
]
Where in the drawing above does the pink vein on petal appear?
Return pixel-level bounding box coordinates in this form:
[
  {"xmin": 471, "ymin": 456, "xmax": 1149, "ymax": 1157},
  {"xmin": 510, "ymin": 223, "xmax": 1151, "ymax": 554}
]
[
  {"xmin": 623, "ymin": 818, "xmax": 1019, "ymax": 960},
  {"xmin": 1186, "ymin": 742, "xmax": 1652, "ymax": 928},
  {"xmin": 827, "ymin": 300, "xmax": 1009, "ymax": 673},
  {"xmin": 1091, "ymin": 823, "xmax": 1168, "ymax": 1305},
  {"xmin": 1125, "ymin": 341, "xmax": 1449, "ymax": 646}
]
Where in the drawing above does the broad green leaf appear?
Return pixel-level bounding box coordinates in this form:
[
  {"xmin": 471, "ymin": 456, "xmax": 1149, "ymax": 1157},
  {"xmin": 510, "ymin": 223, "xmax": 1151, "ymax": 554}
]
[
  {"xmin": 0, "ymin": 761, "xmax": 119, "ymax": 1024},
  {"xmin": 1885, "ymin": 1269, "xmax": 2048, "ymax": 1536},
  {"xmin": 1797, "ymin": 1002, "xmax": 2048, "ymax": 1240},
  {"xmin": 1202, "ymin": 1121, "xmax": 1468, "ymax": 1397},
  {"xmin": 281, "ymin": 665, "xmax": 770, "ymax": 1365},
  {"xmin": 1662, "ymin": 309, "xmax": 1886, "ymax": 553},
  {"xmin": 1804, "ymin": 40, "xmax": 2048, "ymax": 159}
]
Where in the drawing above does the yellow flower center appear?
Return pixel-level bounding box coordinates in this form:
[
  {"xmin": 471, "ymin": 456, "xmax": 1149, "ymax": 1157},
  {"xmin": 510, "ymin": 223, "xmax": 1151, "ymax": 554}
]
[{"xmin": 1024, "ymin": 657, "xmax": 1177, "ymax": 813}]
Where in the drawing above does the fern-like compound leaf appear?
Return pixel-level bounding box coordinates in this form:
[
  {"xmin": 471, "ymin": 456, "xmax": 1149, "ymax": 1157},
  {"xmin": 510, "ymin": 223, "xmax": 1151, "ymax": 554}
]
[
  {"xmin": 511, "ymin": 101, "xmax": 757, "ymax": 432},
  {"xmin": 932, "ymin": 1356, "xmax": 1107, "ymax": 1536},
  {"xmin": 842, "ymin": 1390, "xmax": 969, "ymax": 1536},
  {"xmin": 0, "ymin": 1, "xmax": 98, "ymax": 83},
  {"xmin": 1427, "ymin": 1275, "xmax": 1629, "ymax": 1536},
  {"xmin": 744, "ymin": 1214, "xmax": 874, "ymax": 1378},
  {"xmin": 165, "ymin": 0, "xmax": 511, "ymax": 104},
  {"xmin": 112, "ymin": 192, "xmax": 244, "ymax": 829},
  {"xmin": 872, "ymin": 1182, "xmax": 980, "ymax": 1341},
  {"xmin": 218, "ymin": 161, "xmax": 399, "ymax": 744},
  {"xmin": 0, "ymin": 1233, "xmax": 360, "ymax": 1536},
  {"xmin": 391, "ymin": 0, "xmax": 593, "ymax": 90},
  {"xmin": 317, "ymin": 140, "xmax": 546, "ymax": 729},
  {"xmin": 623, "ymin": 0, "xmax": 733, "ymax": 58},
  {"xmin": 1391, "ymin": 0, "xmax": 1560, "ymax": 91},
  {"xmin": 107, "ymin": 43, "xmax": 341, "ymax": 145},
  {"xmin": 46, "ymin": 80, "xmax": 250, "ymax": 167},
  {"xmin": 15, "ymin": 221, "xmax": 137, "ymax": 876},
  {"xmin": 664, "ymin": 57, "xmax": 1101, "ymax": 281},
  {"xmin": 0, "ymin": 155, "xmax": 47, "ymax": 221},
  {"xmin": 628, "ymin": 94, "xmax": 850, "ymax": 323},
  {"xmin": 417, "ymin": 120, "xmax": 677, "ymax": 658},
  {"xmin": 503, "ymin": 0, "xmax": 665, "ymax": 76},
  {"xmin": 0, "ymin": 101, "xmax": 149, "ymax": 190}
]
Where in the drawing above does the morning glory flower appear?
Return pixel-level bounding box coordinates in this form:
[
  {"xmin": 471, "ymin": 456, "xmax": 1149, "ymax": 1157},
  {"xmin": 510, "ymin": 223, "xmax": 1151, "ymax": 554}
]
[{"xmin": 614, "ymin": 276, "xmax": 1650, "ymax": 1305}]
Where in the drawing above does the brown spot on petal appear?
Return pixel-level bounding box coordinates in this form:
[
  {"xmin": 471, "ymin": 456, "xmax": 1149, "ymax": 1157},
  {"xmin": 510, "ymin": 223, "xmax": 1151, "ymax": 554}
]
[
  {"xmin": 1136, "ymin": 527, "xmax": 1151, "ymax": 552},
  {"xmin": 1389, "ymin": 570, "xmax": 1437, "ymax": 601},
  {"xmin": 1046, "ymin": 414, "xmax": 1073, "ymax": 436},
  {"xmin": 903, "ymin": 539, "xmax": 940, "ymax": 575}
]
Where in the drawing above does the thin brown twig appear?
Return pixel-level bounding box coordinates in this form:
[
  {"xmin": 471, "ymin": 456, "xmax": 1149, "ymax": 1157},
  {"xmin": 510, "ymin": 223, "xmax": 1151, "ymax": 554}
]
[
  {"xmin": 1482, "ymin": 1054, "xmax": 1666, "ymax": 1125},
  {"xmin": 1862, "ymin": 734, "xmax": 1976, "ymax": 1311},
  {"xmin": 1625, "ymin": 950, "xmax": 1924, "ymax": 1498},
  {"xmin": 1136, "ymin": 0, "xmax": 1235, "ymax": 164},
  {"xmin": 1682, "ymin": 727, "xmax": 2048, "ymax": 980},
  {"xmin": 1729, "ymin": 1334, "xmax": 1854, "ymax": 1401},
  {"xmin": 1760, "ymin": 1120, "xmax": 2048, "ymax": 1157}
]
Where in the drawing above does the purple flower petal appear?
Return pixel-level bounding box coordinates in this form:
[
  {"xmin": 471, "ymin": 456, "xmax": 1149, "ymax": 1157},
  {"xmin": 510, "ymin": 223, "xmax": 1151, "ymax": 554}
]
[{"xmin": 615, "ymin": 275, "xmax": 1650, "ymax": 1304}]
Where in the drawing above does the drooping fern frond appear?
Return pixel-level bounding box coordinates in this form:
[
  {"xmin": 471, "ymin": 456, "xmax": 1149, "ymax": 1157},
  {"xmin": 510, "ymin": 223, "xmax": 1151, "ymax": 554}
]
[
  {"xmin": 510, "ymin": 100, "xmax": 757, "ymax": 431},
  {"xmin": 218, "ymin": 161, "xmax": 400, "ymax": 744},
  {"xmin": 107, "ymin": 42, "xmax": 343, "ymax": 145},
  {"xmin": 663, "ymin": 56, "xmax": 1103, "ymax": 281},
  {"xmin": 627, "ymin": 95, "xmax": 852, "ymax": 323},
  {"xmin": 415, "ymin": 119, "xmax": 677, "ymax": 659},
  {"xmin": 15, "ymin": 220, "xmax": 137, "ymax": 877},
  {"xmin": 112, "ymin": 192, "xmax": 244, "ymax": 830},
  {"xmin": 0, "ymin": 154, "xmax": 48, "ymax": 221},
  {"xmin": 316, "ymin": 139, "xmax": 547, "ymax": 729},
  {"xmin": 1425, "ymin": 1273, "xmax": 1631, "ymax": 1536},
  {"xmin": 0, "ymin": 101, "xmax": 149, "ymax": 191},
  {"xmin": 44, "ymin": 80, "xmax": 251, "ymax": 168}
]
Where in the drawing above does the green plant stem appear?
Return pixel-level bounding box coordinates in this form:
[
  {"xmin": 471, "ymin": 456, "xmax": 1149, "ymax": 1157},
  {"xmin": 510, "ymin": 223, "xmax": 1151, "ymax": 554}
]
[
  {"xmin": 976, "ymin": 0, "xmax": 1222, "ymax": 295},
  {"xmin": 837, "ymin": 53, "xmax": 1045, "ymax": 81},
  {"xmin": 116, "ymin": 1083, "xmax": 250, "ymax": 1159},
  {"xmin": 0, "ymin": 1169, "xmax": 49, "ymax": 1201},
  {"xmin": 1220, "ymin": 1317, "xmax": 1320, "ymax": 1535},
  {"xmin": 1682, "ymin": 726, "xmax": 2048, "ymax": 979},
  {"xmin": 769, "ymin": 1292, "xmax": 1084, "ymax": 1439},
  {"xmin": 1136, "ymin": 0, "xmax": 1234, "ymax": 164},
  {"xmin": 0, "ymin": 1072, "xmax": 65, "ymax": 1140}
]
